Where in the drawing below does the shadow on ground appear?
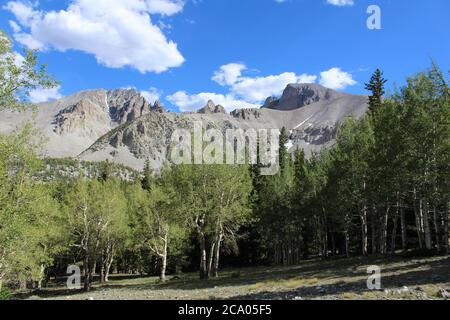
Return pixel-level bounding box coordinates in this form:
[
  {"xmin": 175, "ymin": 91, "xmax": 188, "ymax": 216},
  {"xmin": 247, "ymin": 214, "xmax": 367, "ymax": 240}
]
[{"xmin": 15, "ymin": 255, "xmax": 449, "ymax": 300}]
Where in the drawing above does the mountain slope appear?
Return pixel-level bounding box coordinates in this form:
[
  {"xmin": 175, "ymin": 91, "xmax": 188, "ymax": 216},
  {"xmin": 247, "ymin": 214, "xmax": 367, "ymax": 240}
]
[
  {"xmin": 0, "ymin": 84, "xmax": 369, "ymax": 170},
  {"xmin": 0, "ymin": 89, "xmax": 153, "ymax": 157},
  {"xmin": 80, "ymin": 84, "xmax": 368, "ymax": 170}
]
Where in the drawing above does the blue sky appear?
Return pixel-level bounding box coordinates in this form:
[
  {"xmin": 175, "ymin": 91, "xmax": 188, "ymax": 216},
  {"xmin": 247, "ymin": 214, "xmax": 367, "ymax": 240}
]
[{"xmin": 1, "ymin": 0, "xmax": 449, "ymax": 112}]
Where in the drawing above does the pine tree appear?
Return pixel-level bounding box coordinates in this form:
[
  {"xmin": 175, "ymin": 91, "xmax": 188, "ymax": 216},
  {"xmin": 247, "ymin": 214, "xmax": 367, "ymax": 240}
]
[
  {"xmin": 141, "ymin": 160, "xmax": 153, "ymax": 191},
  {"xmin": 365, "ymin": 69, "xmax": 388, "ymax": 113},
  {"xmin": 99, "ymin": 160, "xmax": 112, "ymax": 182},
  {"xmin": 293, "ymin": 148, "xmax": 307, "ymax": 195}
]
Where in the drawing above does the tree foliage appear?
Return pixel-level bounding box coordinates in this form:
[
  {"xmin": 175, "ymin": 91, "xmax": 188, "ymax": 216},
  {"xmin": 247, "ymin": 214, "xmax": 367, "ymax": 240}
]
[
  {"xmin": 0, "ymin": 58, "xmax": 448, "ymax": 295},
  {"xmin": 0, "ymin": 30, "xmax": 59, "ymax": 110}
]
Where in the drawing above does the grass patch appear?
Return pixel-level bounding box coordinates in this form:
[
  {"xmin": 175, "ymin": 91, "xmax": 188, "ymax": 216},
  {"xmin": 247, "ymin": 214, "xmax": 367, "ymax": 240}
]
[{"xmin": 340, "ymin": 292, "xmax": 359, "ymax": 300}]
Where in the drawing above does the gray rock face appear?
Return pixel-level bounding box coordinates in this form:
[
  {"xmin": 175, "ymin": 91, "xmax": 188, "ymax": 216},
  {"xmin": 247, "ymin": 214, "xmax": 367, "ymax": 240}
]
[
  {"xmin": 263, "ymin": 83, "xmax": 344, "ymax": 111},
  {"xmin": 55, "ymin": 89, "xmax": 151, "ymax": 136},
  {"xmin": 291, "ymin": 122, "xmax": 338, "ymax": 146},
  {"xmin": 107, "ymin": 89, "xmax": 150, "ymax": 125},
  {"xmin": 262, "ymin": 96, "xmax": 278, "ymax": 109},
  {"xmin": 0, "ymin": 89, "xmax": 152, "ymax": 158},
  {"xmin": 231, "ymin": 108, "xmax": 262, "ymax": 120},
  {"xmin": 151, "ymin": 100, "xmax": 166, "ymax": 113},
  {"xmin": 197, "ymin": 100, "xmax": 227, "ymax": 114},
  {"xmin": 54, "ymin": 89, "xmax": 150, "ymax": 136},
  {"xmin": 54, "ymin": 91, "xmax": 110, "ymax": 137}
]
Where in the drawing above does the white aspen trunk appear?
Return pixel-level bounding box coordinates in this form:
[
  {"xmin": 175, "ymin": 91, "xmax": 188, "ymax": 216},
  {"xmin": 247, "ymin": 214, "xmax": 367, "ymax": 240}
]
[
  {"xmin": 104, "ymin": 243, "xmax": 115, "ymax": 282},
  {"xmin": 105, "ymin": 255, "xmax": 114, "ymax": 282},
  {"xmin": 344, "ymin": 230, "xmax": 350, "ymax": 258},
  {"xmin": 361, "ymin": 181, "xmax": 368, "ymax": 255},
  {"xmin": 360, "ymin": 205, "xmax": 368, "ymax": 255},
  {"xmin": 381, "ymin": 206, "xmax": 389, "ymax": 254},
  {"xmin": 82, "ymin": 234, "xmax": 91, "ymax": 291},
  {"xmin": 100, "ymin": 256, "xmax": 105, "ymax": 283},
  {"xmin": 160, "ymin": 253, "xmax": 167, "ymax": 282},
  {"xmin": 207, "ymin": 241, "xmax": 215, "ymax": 278},
  {"xmin": 199, "ymin": 236, "xmax": 208, "ymax": 279},
  {"xmin": 160, "ymin": 233, "xmax": 168, "ymax": 282},
  {"xmin": 422, "ymin": 200, "xmax": 432, "ymax": 250},
  {"xmin": 38, "ymin": 264, "xmax": 45, "ymax": 290},
  {"xmin": 213, "ymin": 232, "xmax": 223, "ymax": 278}
]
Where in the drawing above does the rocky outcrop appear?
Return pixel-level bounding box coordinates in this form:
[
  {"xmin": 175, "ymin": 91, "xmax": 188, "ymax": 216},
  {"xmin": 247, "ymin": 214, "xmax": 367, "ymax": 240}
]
[
  {"xmin": 82, "ymin": 112, "xmax": 198, "ymax": 171},
  {"xmin": 262, "ymin": 96, "xmax": 278, "ymax": 109},
  {"xmin": 0, "ymin": 88, "xmax": 157, "ymax": 158},
  {"xmin": 151, "ymin": 100, "xmax": 166, "ymax": 113},
  {"xmin": 291, "ymin": 122, "xmax": 339, "ymax": 146},
  {"xmin": 54, "ymin": 92, "xmax": 110, "ymax": 137},
  {"xmin": 231, "ymin": 108, "xmax": 262, "ymax": 120},
  {"xmin": 198, "ymin": 100, "xmax": 227, "ymax": 114},
  {"xmin": 53, "ymin": 89, "xmax": 152, "ymax": 137},
  {"xmin": 107, "ymin": 89, "xmax": 150, "ymax": 125}
]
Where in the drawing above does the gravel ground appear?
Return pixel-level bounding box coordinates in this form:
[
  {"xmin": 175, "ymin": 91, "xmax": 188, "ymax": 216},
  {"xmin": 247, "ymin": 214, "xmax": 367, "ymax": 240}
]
[{"xmin": 17, "ymin": 255, "xmax": 449, "ymax": 301}]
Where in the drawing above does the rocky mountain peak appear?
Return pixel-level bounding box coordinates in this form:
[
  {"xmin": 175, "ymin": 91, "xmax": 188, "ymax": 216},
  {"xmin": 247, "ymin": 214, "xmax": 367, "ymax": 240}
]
[
  {"xmin": 198, "ymin": 100, "xmax": 227, "ymax": 114},
  {"xmin": 106, "ymin": 89, "xmax": 150, "ymax": 125},
  {"xmin": 263, "ymin": 83, "xmax": 344, "ymax": 111},
  {"xmin": 54, "ymin": 92, "xmax": 110, "ymax": 137},
  {"xmin": 262, "ymin": 96, "xmax": 278, "ymax": 109},
  {"xmin": 51, "ymin": 88, "xmax": 152, "ymax": 141}
]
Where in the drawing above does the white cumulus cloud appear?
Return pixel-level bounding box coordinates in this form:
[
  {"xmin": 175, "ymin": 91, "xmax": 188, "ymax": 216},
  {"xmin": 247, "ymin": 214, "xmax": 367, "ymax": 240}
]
[
  {"xmin": 168, "ymin": 63, "xmax": 355, "ymax": 112},
  {"xmin": 319, "ymin": 67, "xmax": 356, "ymax": 90},
  {"xmin": 146, "ymin": 0, "xmax": 184, "ymax": 15},
  {"xmin": 141, "ymin": 87, "xmax": 161, "ymax": 103},
  {"xmin": 167, "ymin": 91, "xmax": 258, "ymax": 113},
  {"xmin": 4, "ymin": 0, "xmax": 185, "ymax": 73},
  {"xmin": 212, "ymin": 63, "xmax": 246, "ymax": 86},
  {"xmin": 232, "ymin": 72, "xmax": 317, "ymax": 102},
  {"xmin": 168, "ymin": 63, "xmax": 320, "ymax": 112},
  {"xmin": 213, "ymin": 63, "xmax": 318, "ymax": 103},
  {"xmin": 29, "ymin": 86, "xmax": 63, "ymax": 103}
]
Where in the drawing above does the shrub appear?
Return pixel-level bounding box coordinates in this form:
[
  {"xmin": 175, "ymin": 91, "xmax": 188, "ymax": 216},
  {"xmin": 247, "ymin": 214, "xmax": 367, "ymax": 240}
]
[{"xmin": 0, "ymin": 287, "xmax": 12, "ymax": 300}]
